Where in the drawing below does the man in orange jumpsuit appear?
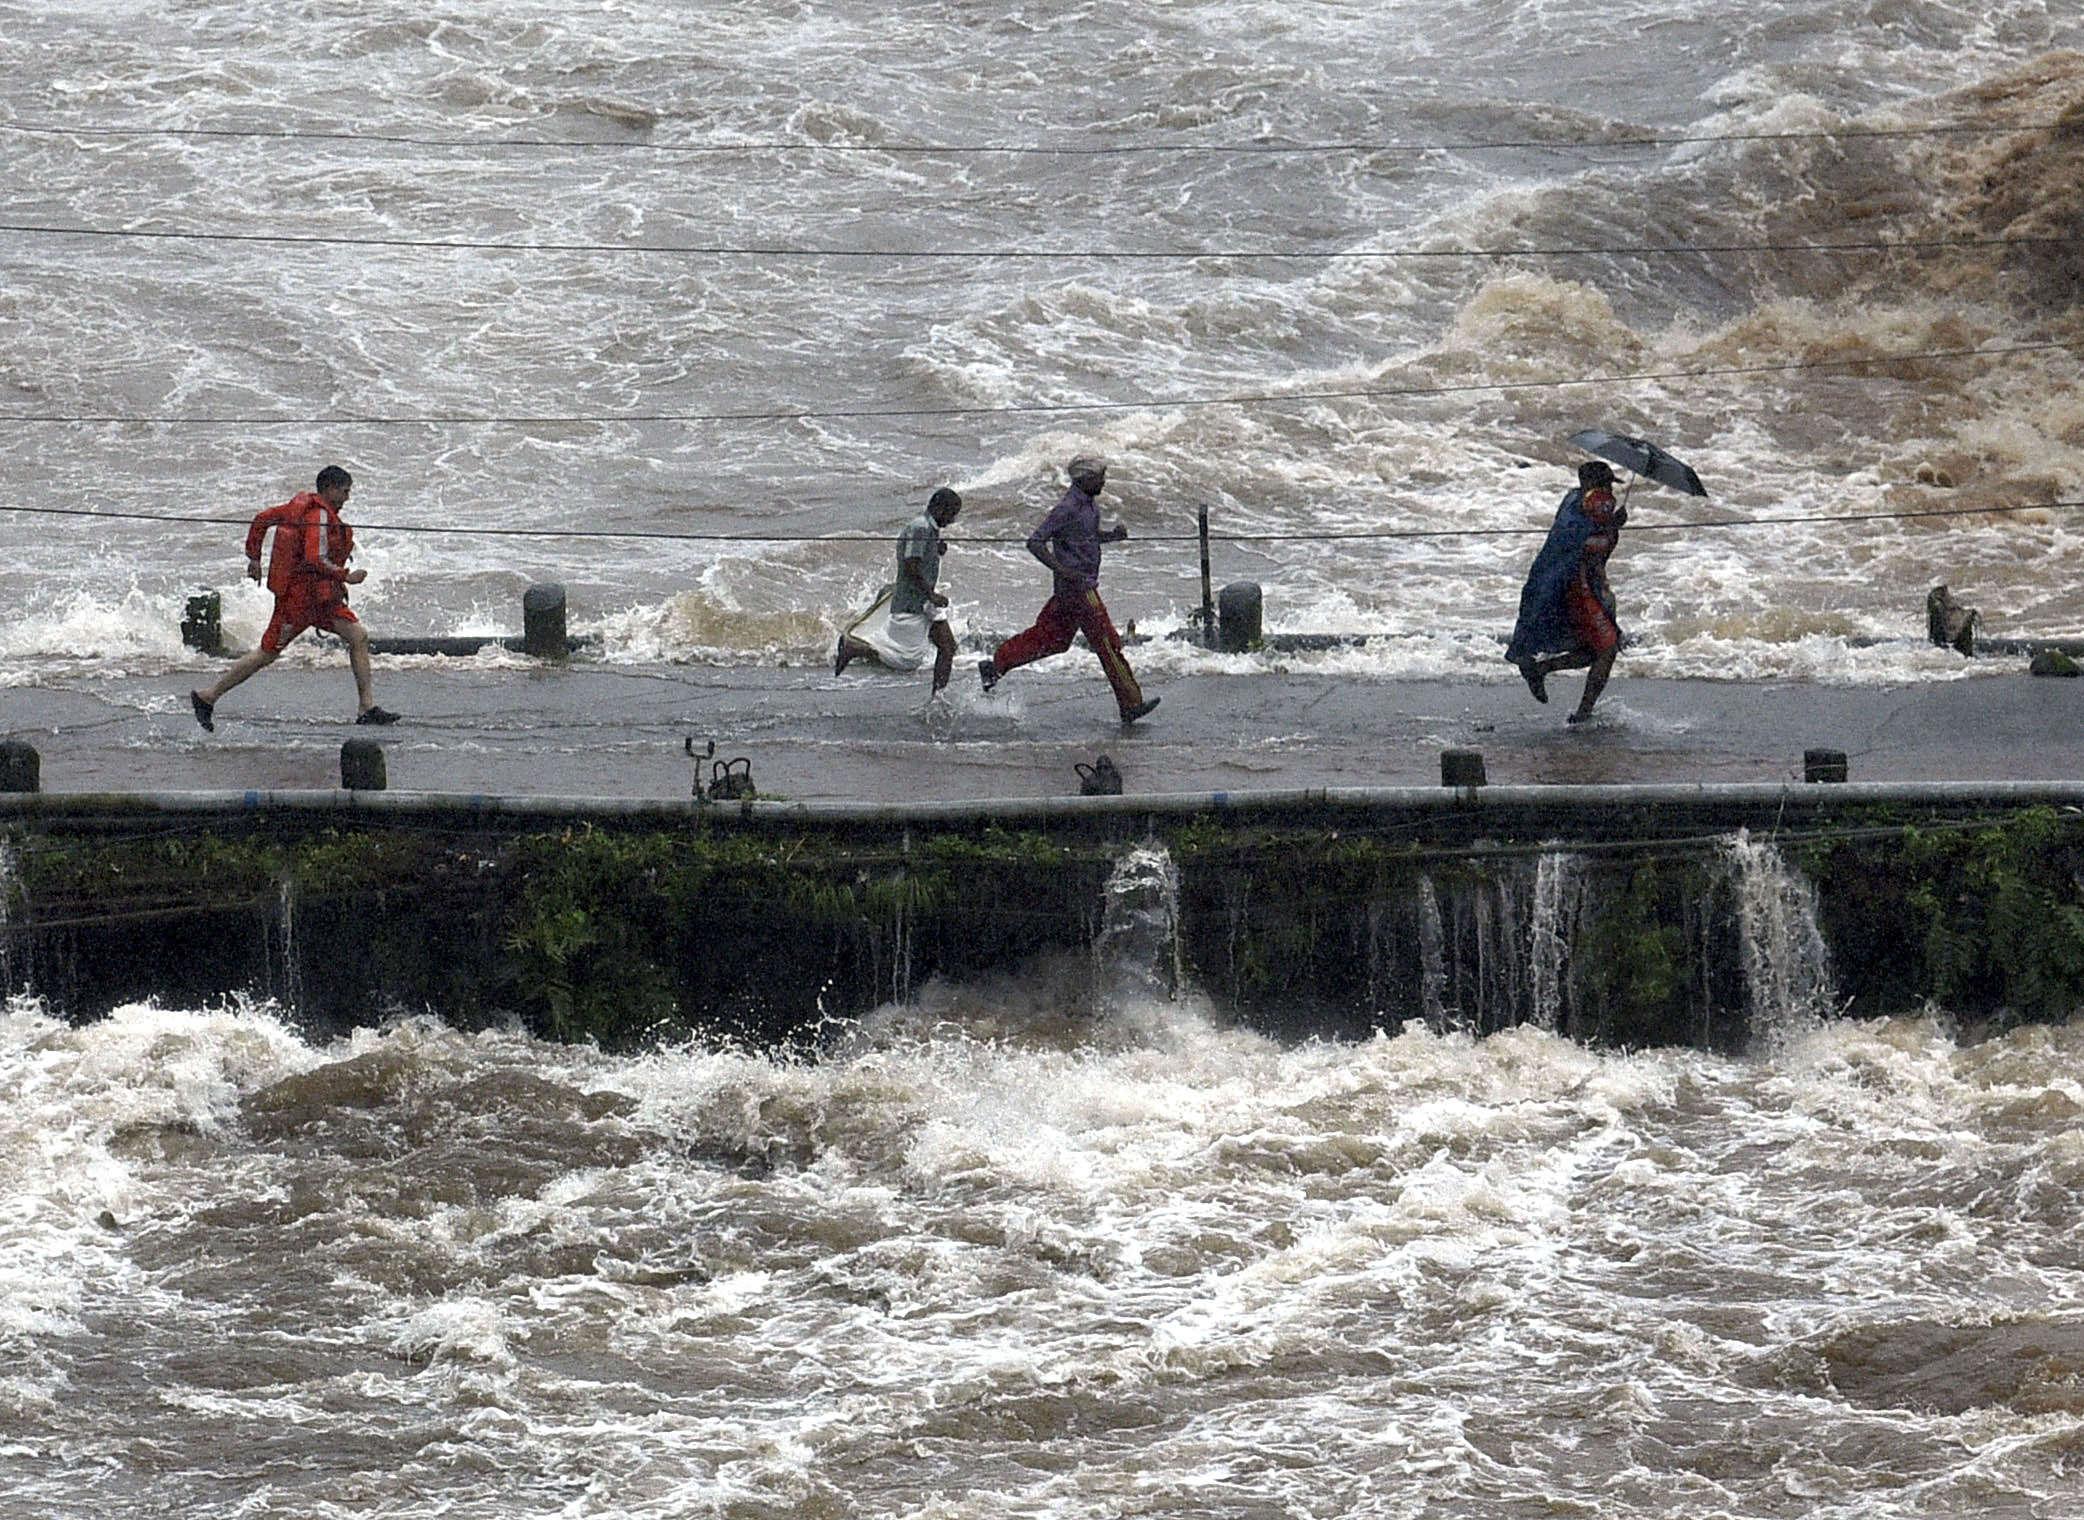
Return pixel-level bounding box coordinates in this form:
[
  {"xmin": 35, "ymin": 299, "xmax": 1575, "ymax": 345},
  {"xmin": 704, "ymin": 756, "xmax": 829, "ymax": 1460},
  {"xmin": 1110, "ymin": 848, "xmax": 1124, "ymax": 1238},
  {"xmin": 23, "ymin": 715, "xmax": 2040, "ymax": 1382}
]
[{"xmin": 189, "ymin": 464, "xmax": 400, "ymax": 730}]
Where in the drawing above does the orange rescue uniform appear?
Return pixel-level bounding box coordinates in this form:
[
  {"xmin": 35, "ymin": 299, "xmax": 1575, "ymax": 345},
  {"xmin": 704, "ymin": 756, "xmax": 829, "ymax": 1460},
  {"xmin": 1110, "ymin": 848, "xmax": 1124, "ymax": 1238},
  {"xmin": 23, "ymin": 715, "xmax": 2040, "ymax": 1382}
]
[{"xmin": 246, "ymin": 492, "xmax": 358, "ymax": 653}]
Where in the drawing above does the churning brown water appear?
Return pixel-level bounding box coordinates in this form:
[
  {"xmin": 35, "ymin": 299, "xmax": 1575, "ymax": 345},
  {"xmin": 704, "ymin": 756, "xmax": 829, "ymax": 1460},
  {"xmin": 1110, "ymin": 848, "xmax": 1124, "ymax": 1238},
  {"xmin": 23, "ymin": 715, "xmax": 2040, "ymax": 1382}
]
[
  {"xmin": 7, "ymin": 976, "xmax": 2084, "ymax": 1519},
  {"xmin": 6, "ymin": 3, "xmax": 2084, "ymax": 1514}
]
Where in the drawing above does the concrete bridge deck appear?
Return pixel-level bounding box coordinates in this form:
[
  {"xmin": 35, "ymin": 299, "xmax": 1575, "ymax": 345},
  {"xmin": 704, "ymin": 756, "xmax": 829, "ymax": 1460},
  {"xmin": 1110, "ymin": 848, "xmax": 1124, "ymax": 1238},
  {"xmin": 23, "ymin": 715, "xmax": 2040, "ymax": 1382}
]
[{"xmin": 5, "ymin": 664, "xmax": 2080, "ymax": 802}]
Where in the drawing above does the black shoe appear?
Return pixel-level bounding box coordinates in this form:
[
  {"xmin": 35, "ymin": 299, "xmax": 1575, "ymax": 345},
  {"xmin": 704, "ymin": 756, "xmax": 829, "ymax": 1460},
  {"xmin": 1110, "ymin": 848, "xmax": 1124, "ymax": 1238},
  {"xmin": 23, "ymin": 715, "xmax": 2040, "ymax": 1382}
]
[
  {"xmin": 356, "ymin": 705, "xmax": 401, "ymax": 725},
  {"xmin": 1121, "ymin": 697, "xmax": 1160, "ymax": 723},
  {"xmin": 1518, "ymin": 662, "xmax": 1548, "ymax": 704},
  {"xmin": 1565, "ymin": 708, "xmax": 1594, "ymax": 726},
  {"xmin": 977, "ymin": 658, "xmax": 1000, "ymax": 693},
  {"xmin": 190, "ymin": 691, "xmax": 215, "ymax": 732}
]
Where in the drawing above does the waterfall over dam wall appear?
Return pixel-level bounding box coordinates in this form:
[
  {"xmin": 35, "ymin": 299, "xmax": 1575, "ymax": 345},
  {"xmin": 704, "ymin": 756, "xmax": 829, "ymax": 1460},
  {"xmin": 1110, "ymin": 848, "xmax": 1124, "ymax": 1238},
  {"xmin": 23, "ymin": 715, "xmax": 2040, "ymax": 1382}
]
[{"xmin": 3, "ymin": 787, "xmax": 2081, "ymax": 1048}]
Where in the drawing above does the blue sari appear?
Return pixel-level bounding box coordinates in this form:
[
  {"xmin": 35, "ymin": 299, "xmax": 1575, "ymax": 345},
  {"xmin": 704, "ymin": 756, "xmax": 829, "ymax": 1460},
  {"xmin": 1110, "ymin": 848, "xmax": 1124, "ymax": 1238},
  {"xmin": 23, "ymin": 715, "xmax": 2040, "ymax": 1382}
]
[{"xmin": 1506, "ymin": 489, "xmax": 1599, "ymax": 666}]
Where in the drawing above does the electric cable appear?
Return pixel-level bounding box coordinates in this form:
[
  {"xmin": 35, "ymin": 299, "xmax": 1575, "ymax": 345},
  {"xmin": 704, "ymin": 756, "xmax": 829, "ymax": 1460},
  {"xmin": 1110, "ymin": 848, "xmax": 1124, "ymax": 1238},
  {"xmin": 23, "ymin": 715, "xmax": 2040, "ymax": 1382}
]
[
  {"xmin": 0, "ymin": 340, "xmax": 2064, "ymax": 428},
  {"xmin": 0, "ymin": 218, "xmax": 2061, "ymax": 263},
  {"xmin": 1, "ymin": 498, "xmax": 2077, "ymax": 545},
  {"xmin": 2, "ymin": 117, "xmax": 2060, "ymax": 157}
]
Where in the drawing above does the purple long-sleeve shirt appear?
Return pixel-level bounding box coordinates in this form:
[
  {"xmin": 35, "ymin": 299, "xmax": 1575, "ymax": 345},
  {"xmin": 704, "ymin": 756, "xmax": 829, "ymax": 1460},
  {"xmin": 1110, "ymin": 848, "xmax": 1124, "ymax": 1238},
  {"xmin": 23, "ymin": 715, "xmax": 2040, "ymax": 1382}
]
[{"xmin": 1028, "ymin": 483, "xmax": 1105, "ymax": 595}]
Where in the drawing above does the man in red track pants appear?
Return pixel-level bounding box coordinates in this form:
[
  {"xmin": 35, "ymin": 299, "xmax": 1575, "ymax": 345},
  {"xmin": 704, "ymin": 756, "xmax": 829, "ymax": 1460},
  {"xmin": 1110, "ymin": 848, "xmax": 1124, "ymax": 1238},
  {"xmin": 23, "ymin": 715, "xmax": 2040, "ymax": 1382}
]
[{"xmin": 979, "ymin": 455, "xmax": 1160, "ymax": 723}]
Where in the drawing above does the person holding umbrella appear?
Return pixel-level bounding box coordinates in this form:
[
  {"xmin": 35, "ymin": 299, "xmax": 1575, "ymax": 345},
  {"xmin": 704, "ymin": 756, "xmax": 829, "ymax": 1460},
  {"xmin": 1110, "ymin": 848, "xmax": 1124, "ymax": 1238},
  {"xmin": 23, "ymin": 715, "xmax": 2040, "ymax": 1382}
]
[
  {"xmin": 1507, "ymin": 431, "xmax": 1706, "ymax": 723},
  {"xmin": 1505, "ymin": 458, "xmax": 1629, "ymax": 724}
]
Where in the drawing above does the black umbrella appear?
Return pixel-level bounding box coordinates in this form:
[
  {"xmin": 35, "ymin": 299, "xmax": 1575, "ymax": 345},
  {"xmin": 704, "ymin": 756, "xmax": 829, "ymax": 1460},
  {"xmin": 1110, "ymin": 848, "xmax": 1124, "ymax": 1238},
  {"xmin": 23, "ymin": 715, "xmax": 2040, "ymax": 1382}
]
[{"xmin": 1569, "ymin": 428, "xmax": 1709, "ymax": 497}]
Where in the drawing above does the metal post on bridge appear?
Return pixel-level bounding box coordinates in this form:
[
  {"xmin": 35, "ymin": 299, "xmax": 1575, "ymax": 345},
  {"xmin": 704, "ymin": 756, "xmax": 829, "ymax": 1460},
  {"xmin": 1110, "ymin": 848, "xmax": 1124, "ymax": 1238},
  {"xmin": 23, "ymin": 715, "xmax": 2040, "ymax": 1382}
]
[
  {"xmin": 1198, "ymin": 503, "xmax": 1215, "ymax": 649},
  {"xmin": 1197, "ymin": 503, "xmax": 1266, "ymax": 654}
]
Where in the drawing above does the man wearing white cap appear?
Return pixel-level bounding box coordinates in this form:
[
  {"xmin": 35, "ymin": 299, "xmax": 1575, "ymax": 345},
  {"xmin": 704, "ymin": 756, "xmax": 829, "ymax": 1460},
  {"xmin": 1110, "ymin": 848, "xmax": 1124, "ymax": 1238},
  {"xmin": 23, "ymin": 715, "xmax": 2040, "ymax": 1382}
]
[{"xmin": 979, "ymin": 455, "xmax": 1159, "ymax": 723}]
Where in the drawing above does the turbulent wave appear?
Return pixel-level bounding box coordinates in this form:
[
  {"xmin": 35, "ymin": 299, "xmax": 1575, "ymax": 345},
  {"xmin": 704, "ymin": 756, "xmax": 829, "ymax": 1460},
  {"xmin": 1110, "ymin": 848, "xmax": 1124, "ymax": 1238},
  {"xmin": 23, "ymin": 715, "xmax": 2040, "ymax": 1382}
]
[
  {"xmin": 9, "ymin": 7, "xmax": 2084, "ymax": 1512},
  {"xmin": 4, "ymin": 11, "xmax": 2083, "ymax": 680},
  {"xmin": 7, "ymin": 990, "xmax": 2084, "ymax": 1517}
]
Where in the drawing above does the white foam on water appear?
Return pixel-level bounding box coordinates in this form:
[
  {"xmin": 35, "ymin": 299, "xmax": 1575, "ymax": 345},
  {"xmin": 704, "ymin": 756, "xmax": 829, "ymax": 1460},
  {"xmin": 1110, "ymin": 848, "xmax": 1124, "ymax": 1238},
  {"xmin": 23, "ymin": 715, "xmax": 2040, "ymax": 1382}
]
[
  {"xmin": 0, "ymin": 584, "xmax": 192, "ymax": 676},
  {"xmin": 370, "ymin": 1297, "xmax": 520, "ymax": 1370},
  {"xmin": 0, "ymin": 996, "xmax": 319, "ymax": 1414},
  {"xmin": 10, "ymin": 2, "xmax": 2084, "ymax": 1511},
  {"xmin": 5, "ymin": 989, "xmax": 2083, "ymax": 1516}
]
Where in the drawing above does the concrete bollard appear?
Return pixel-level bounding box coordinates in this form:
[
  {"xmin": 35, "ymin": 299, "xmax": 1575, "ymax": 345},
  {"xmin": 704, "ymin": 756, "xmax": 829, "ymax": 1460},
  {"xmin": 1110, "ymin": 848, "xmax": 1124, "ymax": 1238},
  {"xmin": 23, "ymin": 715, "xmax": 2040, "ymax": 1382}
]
[
  {"xmin": 521, "ymin": 583, "xmax": 569, "ymax": 660},
  {"xmin": 1217, "ymin": 581, "xmax": 1263, "ymax": 653},
  {"xmin": 340, "ymin": 739, "xmax": 387, "ymax": 791},
  {"xmin": 1804, "ymin": 748, "xmax": 1848, "ymax": 783},
  {"xmin": 181, "ymin": 591, "xmax": 224, "ymax": 656},
  {"xmin": 0, "ymin": 739, "xmax": 40, "ymax": 793},
  {"xmin": 1440, "ymin": 749, "xmax": 1486, "ymax": 788}
]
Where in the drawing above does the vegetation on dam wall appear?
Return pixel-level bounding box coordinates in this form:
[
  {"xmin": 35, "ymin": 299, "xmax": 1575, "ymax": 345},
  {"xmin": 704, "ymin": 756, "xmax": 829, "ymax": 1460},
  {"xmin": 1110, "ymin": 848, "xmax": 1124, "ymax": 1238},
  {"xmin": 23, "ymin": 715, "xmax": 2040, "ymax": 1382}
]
[
  {"xmin": 1169, "ymin": 823, "xmax": 1742, "ymax": 1049},
  {"xmin": 3, "ymin": 805, "xmax": 2081, "ymax": 1047},
  {"xmin": 1799, "ymin": 807, "xmax": 2084, "ymax": 1027},
  {"xmin": 2, "ymin": 822, "xmax": 1111, "ymax": 1045}
]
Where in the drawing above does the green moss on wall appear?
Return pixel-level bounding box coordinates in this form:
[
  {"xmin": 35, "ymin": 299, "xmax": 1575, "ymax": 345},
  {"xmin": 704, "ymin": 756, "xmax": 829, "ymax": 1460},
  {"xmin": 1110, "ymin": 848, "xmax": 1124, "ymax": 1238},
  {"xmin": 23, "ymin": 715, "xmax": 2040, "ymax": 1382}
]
[
  {"xmin": 8, "ymin": 805, "xmax": 2083, "ymax": 1045},
  {"xmin": 1804, "ymin": 807, "xmax": 2084, "ymax": 1023},
  {"xmin": 1570, "ymin": 860, "xmax": 1692, "ymax": 1045}
]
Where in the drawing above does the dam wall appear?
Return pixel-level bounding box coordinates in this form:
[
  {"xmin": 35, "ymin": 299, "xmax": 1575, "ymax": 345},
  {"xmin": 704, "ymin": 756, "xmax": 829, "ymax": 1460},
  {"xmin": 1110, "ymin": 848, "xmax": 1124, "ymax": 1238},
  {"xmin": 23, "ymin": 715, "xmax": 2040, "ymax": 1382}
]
[{"xmin": 4, "ymin": 783, "xmax": 2082, "ymax": 1050}]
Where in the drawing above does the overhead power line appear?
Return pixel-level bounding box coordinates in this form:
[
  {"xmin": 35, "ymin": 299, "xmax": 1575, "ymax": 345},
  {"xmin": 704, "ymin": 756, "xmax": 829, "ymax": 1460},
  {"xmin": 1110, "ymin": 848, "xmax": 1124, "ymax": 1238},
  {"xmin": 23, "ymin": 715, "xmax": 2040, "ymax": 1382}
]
[
  {"xmin": 0, "ymin": 342, "xmax": 2065, "ymax": 428},
  {"xmin": 1, "ymin": 118, "xmax": 2061, "ymax": 157},
  {"xmin": 2, "ymin": 498, "xmax": 2078, "ymax": 545},
  {"xmin": 0, "ymin": 218, "xmax": 2062, "ymax": 263}
]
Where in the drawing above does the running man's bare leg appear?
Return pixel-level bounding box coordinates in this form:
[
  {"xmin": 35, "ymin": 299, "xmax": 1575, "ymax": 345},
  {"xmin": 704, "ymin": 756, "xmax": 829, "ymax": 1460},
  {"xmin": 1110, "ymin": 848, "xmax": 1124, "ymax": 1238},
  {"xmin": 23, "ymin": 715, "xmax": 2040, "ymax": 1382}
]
[
  {"xmin": 333, "ymin": 617, "xmax": 378, "ymax": 714},
  {"xmin": 1533, "ymin": 651, "xmax": 1595, "ymax": 677},
  {"xmin": 929, "ymin": 620, "xmax": 957, "ymax": 693},
  {"xmin": 834, "ymin": 632, "xmax": 878, "ymax": 676},
  {"xmin": 195, "ymin": 645, "xmax": 280, "ymax": 706},
  {"xmin": 1568, "ymin": 647, "xmax": 1617, "ymax": 723}
]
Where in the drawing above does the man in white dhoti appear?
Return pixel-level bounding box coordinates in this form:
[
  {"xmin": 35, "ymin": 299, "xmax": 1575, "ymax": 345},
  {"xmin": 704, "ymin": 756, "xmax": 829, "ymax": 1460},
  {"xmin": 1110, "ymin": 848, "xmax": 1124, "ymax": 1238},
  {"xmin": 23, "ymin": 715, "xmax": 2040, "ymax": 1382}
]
[{"xmin": 834, "ymin": 487, "xmax": 963, "ymax": 692}]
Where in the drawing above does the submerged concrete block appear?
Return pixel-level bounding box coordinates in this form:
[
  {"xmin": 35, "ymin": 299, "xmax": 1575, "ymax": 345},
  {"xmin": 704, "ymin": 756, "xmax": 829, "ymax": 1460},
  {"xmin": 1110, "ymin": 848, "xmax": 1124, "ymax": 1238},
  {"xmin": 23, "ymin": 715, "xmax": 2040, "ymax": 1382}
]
[
  {"xmin": 1804, "ymin": 748, "xmax": 1848, "ymax": 783},
  {"xmin": 1926, "ymin": 584, "xmax": 1978, "ymax": 656},
  {"xmin": 341, "ymin": 739, "xmax": 387, "ymax": 791},
  {"xmin": 1218, "ymin": 581, "xmax": 1262, "ymax": 653},
  {"xmin": 0, "ymin": 739, "xmax": 39, "ymax": 793},
  {"xmin": 1440, "ymin": 749, "xmax": 1486, "ymax": 788},
  {"xmin": 2029, "ymin": 649, "xmax": 2080, "ymax": 677}
]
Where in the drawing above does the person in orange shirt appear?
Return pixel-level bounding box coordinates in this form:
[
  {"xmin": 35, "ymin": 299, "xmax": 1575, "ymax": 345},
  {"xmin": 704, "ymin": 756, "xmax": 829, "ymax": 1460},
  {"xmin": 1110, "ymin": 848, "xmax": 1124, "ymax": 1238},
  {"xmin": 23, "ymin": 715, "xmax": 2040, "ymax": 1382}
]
[{"xmin": 189, "ymin": 464, "xmax": 399, "ymax": 730}]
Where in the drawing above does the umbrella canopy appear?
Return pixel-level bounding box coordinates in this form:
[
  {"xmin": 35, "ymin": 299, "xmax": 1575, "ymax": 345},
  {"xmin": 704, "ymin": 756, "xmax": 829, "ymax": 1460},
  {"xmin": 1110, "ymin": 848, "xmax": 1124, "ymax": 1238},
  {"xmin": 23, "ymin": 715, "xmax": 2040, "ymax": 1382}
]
[{"xmin": 1569, "ymin": 428, "xmax": 1709, "ymax": 497}]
